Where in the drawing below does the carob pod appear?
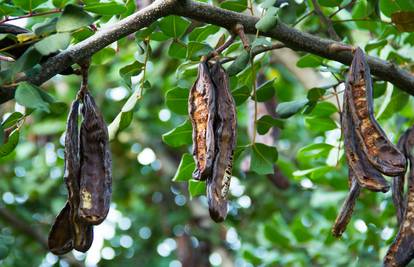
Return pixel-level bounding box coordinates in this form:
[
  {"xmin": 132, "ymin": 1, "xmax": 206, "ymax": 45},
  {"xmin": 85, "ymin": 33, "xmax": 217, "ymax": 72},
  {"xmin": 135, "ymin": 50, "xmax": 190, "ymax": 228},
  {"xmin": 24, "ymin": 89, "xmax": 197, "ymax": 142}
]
[
  {"xmin": 393, "ymin": 131, "xmax": 409, "ymax": 226},
  {"xmin": 343, "ymin": 88, "xmax": 390, "ymax": 192},
  {"xmin": 384, "ymin": 127, "xmax": 414, "ymax": 267},
  {"xmin": 346, "ymin": 47, "xmax": 406, "ymax": 176},
  {"xmin": 48, "ymin": 100, "xmax": 94, "ymax": 254},
  {"xmin": 332, "ymin": 172, "xmax": 361, "ymax": 238},
  {"xmin": 48, "ymin": 203, "xmax": 74, "ymax": 255},
  {"xmin": 188, "ymin": 61, "xmax": 216, "ymax": 181},
  {"xmin": 207, "ymin": 62, "xmax": 237, "ymax": 222},
  {"xmin": 64, "ymin": 100, "xmax": 94, "ymax": 252},
  {"xmin": 79, "ymin": 92, "xmax": 112, "ymax": 225}
]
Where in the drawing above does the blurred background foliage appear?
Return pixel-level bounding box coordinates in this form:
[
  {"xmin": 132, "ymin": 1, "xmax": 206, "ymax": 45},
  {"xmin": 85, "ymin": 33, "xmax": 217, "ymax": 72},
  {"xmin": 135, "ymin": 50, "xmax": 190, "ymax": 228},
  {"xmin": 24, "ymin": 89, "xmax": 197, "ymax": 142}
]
[{"xmin": 1, "ymin": 0, "xmax": 414, "ymax": 266}]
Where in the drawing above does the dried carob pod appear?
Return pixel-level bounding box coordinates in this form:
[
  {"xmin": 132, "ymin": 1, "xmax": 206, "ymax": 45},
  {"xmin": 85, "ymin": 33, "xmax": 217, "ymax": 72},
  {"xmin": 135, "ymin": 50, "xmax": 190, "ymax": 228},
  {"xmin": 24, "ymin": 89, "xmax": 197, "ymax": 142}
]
[
  {"xmin": 343, "ymin": 88, "xmax": 390, "ymax": 192},
  {"xmin": 79, "ymin": 92, "xmax": 112, "ymax": 225},
  {"xmin": 346, "ymin": 47, "xmax": 406, "ymax": 176},
  {"xmin": 188, "ymin": 61, "xmax": 216, "ymax": 181},
  {"xmin": 207, "ymin": 61, "xmax": 237, "ymax": 222},
  {"xmin": 393, "ymin": 131, "xmax": 408, "ymax": 226},
  {"xmin": 332, "ymin": 172, "xmax": 361, "ymax": 237},
  {"xmin": 48, "ymin": 100, "xmax": 93, "ymax": 254},
  {"xmin": 384, "ymin": 127, "xmax": 414, "ymax": 267}
]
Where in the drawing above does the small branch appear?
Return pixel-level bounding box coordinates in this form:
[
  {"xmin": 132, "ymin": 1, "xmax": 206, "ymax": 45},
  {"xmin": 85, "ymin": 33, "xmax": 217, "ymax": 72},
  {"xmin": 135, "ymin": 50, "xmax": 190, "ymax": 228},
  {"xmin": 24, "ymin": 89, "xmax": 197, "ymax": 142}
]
[
  {"xmin": 234, "ymin": 24, "xmax": 250, "ymax": 50},
  {"xmin": 0, "ymin": 9, "xmax": 62, "ymax": 24},
  {"xmin": 311, "ymin": 0, "xmax": 340, "ymax": 41},
  {"xmin": 205, "ymin": 34, "xmax": 235, "ymax": 61},
  {"xmin": 331, "ymin": 18, "xmax": 390, "ymax": 24},
  {"xmin": 292, "ymin": 10, "xmax": 314, "ymax": 27},
  {"xmin": 221, "ymin": 42, "xmax": 285, "ymax": 64},
  {"xmin": 329, "ymin": 0, "xmax": 356, "ymax": 18}
]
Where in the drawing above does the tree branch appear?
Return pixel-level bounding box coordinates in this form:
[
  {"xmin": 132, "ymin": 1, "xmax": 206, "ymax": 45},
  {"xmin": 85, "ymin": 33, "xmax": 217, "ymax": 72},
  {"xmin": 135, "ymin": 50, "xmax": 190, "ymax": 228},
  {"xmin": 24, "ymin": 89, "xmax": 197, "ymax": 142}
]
[{"xmin": 2, "ymin": 0, "xmax": 414, "ymax": 104}]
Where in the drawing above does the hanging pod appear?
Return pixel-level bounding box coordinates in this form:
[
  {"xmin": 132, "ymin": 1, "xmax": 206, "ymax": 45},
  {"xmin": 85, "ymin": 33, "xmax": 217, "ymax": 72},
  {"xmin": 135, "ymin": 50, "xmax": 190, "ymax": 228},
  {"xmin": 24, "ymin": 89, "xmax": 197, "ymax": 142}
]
[
  {"xmin": 346, "ymin": 47, "xmax": 406, "ymax": 176},
  {"xmin": 207, "ymin": 61, "xmax": 237, "ymax": 222},
  {"xmin": 188, "ymin": 61, "xmax": 216, "ymax": 181},
  {"xmin": 78, "ymin": 92, "xmax": 112, "ymax": 225}
]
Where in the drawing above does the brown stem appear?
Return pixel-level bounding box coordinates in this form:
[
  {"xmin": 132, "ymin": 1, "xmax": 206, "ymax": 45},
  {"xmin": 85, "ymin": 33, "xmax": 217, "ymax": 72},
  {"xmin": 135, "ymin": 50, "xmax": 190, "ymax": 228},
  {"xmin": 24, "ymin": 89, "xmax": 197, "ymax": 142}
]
[
  {"xmin": 329, "ymin": 0, "xmax": 356, "ymax": 18},
  {"xmin": 0, "ymin": 9, "xmax": 62, "ymax": 24},
  {"xmin": 234, "ymin": 24, "xmax": 250, "ymax": 50},
  {"xmin": 205, "ymin": 34, "xmax": 236, "ymax": 61}
]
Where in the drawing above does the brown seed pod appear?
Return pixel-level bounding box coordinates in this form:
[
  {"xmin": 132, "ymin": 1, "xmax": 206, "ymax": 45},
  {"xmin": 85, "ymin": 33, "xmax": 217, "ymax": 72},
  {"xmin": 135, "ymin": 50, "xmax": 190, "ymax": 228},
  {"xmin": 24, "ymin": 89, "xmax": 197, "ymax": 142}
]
[
  {"xmin": 343, "ymin": 88, "xmax": 390, "ymax": 192},
  {"xmin": 332, "ymin": 173, "xmax": 361, "ymax": 238},
  {"xmin": 207, "ymin": 62, "xmax": 237, "ymax": 222},
  {"xmin": 384, "ymin": 127, "xmax": 414, "ymax": 267},
  {"xmin": 346, "ymin": 47, "xmax": 406, "ymax": 176},
  {"xmin": 393, "ymin": 131, "xmax": 408, "ymax": 226},
  {"xmin": 188, "ymin": 61, "xmax": 216, "ymax": 181},
  {"xmin": 48, "ymin": 203, "xmax": 73, "ymax": 255},
  {"xmin": 79, "ymin": 92, "xmax": 112, "ymax": 225}
]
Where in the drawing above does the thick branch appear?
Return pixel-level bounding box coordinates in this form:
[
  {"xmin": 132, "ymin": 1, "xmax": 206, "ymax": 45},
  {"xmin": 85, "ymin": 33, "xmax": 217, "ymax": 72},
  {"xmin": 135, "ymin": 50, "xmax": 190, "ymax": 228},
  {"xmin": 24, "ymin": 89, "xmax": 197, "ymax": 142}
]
[{"xmin": 2, "ymin": 0, "xmax": 414, "ymax": 104}]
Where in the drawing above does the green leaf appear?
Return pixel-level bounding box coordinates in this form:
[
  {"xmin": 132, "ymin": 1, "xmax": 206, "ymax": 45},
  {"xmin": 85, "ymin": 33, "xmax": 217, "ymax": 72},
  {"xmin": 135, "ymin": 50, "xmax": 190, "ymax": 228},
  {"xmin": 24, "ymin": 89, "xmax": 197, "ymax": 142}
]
[
  {"xmin": 188, "ymin": 180, "xmax": 206, "ymax": 198},
  {"xmin": 119, "ymin": 61, "xmax": 144, "ymax": 89},
  {"xmin": 108, "ymin": 88, "xmax": 141, "ymax": 141},
  {"xmin": 293, "ymin": 166, "xmax": 335, "ymax": 180},
  {"xmin": 263, "ymin": 221, "xmax": 290, "ymax": 247},
  {"xmin": 255, "ymin": 6, "xmax": 278, "ymax": 32},
  {"xmin": 15, "ymin": 82, "xmax": 50, "ymax": 112},
  {"xmin": 250, "ymin": 143, "xmax": 278, "ymax": 175},
  {"xmin": 227, "ymin": 50, "xmax": 250, "ymax": 76},
  {"xmin": 380, "ymin": 0, "xmax": 401, "ymax": 17},
  {"xmin": 307, "ymin": 88, "xmax": 326, "ymax": 102},
  {"xmin": 255, "ymin": 79, "xmax": 276, "ymax": 102},
  {"xmin": 165, "ymin": 87, "xmax": 189, "ymax": 115},
  {"xmin": 232, "ymin": 85, "xmax": 251, "ymax": 105},
  {"xmin": 307, "ymin": 101, "xmax": 338, "ymax": 117},
  {"xmin": 168, "ymin": 41, "xmax": 187, "ymax": 59},
  {"xmin": 57, "ymin": 4, "xmax": 94, "ymax": 32},
  {"xmin": 261, "ymin": 0, "xmax": 276, "ymax": 9},
  {"xmin": 162, "ymin": 120, "xmax": 192, "ymax": 147},
  {"xmin": 296, "ymin": 54, "xmax": 324, "ymax": 68},
  {"xmin": 0, "ymin": 3, "xmax": 22, "ymax": 16},
  {"xmin": 11, "ymin": 47, "xmax": 42, "ymax": 75},
  {"xmin": 276, "ymin": 99, "xmax": 309, "ymax": 118},
  {"xmin": 12, "ymin": 0, "xmax": 46, "ymax": 11},
  {"xmin": 158, "ymin": 15, "xmax": 191, "ymax": 38},
  {"xmin": 92, "ymin": 47, "xmax": 116, "ymax": 65},
  {"xmin": 84, "ymin": 1, "xmax": 127, "ymax": 15},
  {"xmin": 172, "ymin": 153, "xmax": 195, "ymax": 182},
  {"xmin": 365, "ymin": 39, "xmax": 388, "ymax": 52},
  {"xmin": 373, "ymin": 81, "xmax": 387, "ymax": 98},
  {"xmin": 297, "ymin": 143, "xmax": 334, "ymax": 160},
  {"xmin": 317, "ymin": 0, "xmax": 342, "ymax": 7},
  {"xmin": 189, "ymin": 25, "xmax": 220, "ymax": 42},
  {"xmin": 220, "ymin": 0, "xmax": 247, "ymax": 12},
  {"xmin": 1, "ymin": 112, "xmax": 23, "ymax": 129},
  {"xmin": 34, "ymin": 33, "xmax": 70, "ymax": 56},
  {"xmin": 0, "ymin": 129, "xmax": 19, "ymax": 158},
  {"xmin": 33, "ymin": 18, "xmax": 58, "ymax": 36},
  {"xmin": 186, "ymin": 41, "xmax": 213, "ymax": 60},
  {"xmin": 52, "ymin": 0, "xmax": 69, "ymax": 8},
  {"xmin": 256, "ymin": 115, "xmax": 284, "ymax": 135},
  {"xmin": 0, "ymin": 244, "xmax": 9, "ymax": 260},
  {"xmin": 380, "ymin": 87, "xmax": 409, "ymax": 119},
  {"xmin": 32, "ymin": 119, "xmax": 66, "ymax": 135},
  {"xmin": 305, "ymin": 116, "xmax": 337, "ymax": 132}
]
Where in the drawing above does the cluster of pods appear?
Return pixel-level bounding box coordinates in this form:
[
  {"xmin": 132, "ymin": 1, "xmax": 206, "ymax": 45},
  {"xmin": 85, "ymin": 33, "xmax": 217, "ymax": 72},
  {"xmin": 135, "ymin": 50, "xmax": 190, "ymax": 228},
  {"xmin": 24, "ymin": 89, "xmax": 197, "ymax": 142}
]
[
  {"xmin": 48, "ymin": 77, "xmax": 112, "ymax": 255},
  {"xmin": 332, "ymin": 47, "xmax": 414, "ymax": 266}
]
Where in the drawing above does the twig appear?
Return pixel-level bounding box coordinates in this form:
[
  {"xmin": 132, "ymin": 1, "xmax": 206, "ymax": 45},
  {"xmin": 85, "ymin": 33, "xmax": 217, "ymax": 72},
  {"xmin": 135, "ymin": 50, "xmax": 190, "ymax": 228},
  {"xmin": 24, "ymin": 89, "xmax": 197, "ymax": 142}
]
[
  {"xmin": 311, "ymin": 0, "xmax": 340, "ymax": 41},
  {"xmin": 0, "ymin": 9, "xmax": 62, "ymax": 24},
  {"xmin": 234, "ymin": 24, "xmax": 250, "ymax": 50},
  {"xmin": 292, "ymin": 10, "xmax": 314, "ymax": 27},
  {"xmin": 221, "ymin": 42, "xmax": 285, "ymax": 64},
  {"xmin": 329, "ymin": 0, "xmax": 356, "ymax": 18},
  {"xmin": 205, "ymin": 34, "xmax": 236, "ymax": 61}
]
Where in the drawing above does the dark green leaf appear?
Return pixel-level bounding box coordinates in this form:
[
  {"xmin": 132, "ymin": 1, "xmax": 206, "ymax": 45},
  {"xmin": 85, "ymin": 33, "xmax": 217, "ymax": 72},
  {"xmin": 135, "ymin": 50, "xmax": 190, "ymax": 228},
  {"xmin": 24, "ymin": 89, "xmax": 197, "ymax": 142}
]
[
  {"xmin": 250, "ymin": 143, "xmax": 278, "ymax": 175},
  {"xmin": 232, "ymin": 85, "xmax": 251, "ymax": 105},
  {"xmin": 12, "ymin": 0, "xmax": 46, "ymax": 11},
  {"xmin": 172, "ymin": 153, "xmax": 195, "ymax": 182},
  {"xmin": 380, "ymin": 87, "xmax": 409, "ymax": 119},
  {"xmin": 307, "ymin": 101, "xmax": 338, "ymax": 117},
  {"xmin": 307, "ymin": 88, "xmax": 326, "ymax": 102},
  {"xmin": 256, "ymin": 79, "xmax": 276, "ymax": 102},
  {"xmin": 188, "ymin": 180, "xmax": 206, "ymax": 198},
  {"xmin": 34, "ymin": 33, "xmax": 70, "ymax": 56},
  {"xmin": 296, "ymin": 54, "xmax": 324, "ymax": 68},
  {"xmin": 158, "ymin": 15, "xmax": 191, "ymax": 38},
  {"xmin": 52, "ymin": 0, "xmax": 69, "ymax": 8},
  {"xmin": 0, "ymin": 129, "xmax": 19, "ymax": 158},
  {"xmin": 119, "ymin": 61, "xmax": 144, "ymax": 88},
  {"xmin": 256, "ymin": 115, "xmax": 284, "ymax": 135},
  {"xmin": 56, "ymin": 4, "xmax": 94, "ymax": 32},
  {"xmin": 186, "ymin": 42, "xmax": 213, "ymax": 60},
  {"xmin": 85, "ymin": 1, "xmax": 127, "ymax": 15},
  {"xmin": 276, "ymin": 99, "xmax": 309, "ymax": 118},
  {"xmin": 220, "ymin": 0, "xmax": 247, "ymax": 12},
  {"xmin": 165, "ymin": 87, "xmax": 189, "ymax": 115},
  {"xmin": 168, "ymin": 41, "xmax": 187, "ymax": 59},
  {"xmin": 162, "ymin": 120, "xmax": 192, "ymax": 147},
  {"xmin": 227, "ymin": 50, "xmax": 250, "ymax": 76},
  {"xmin": 0, "ymin": 3, "xmax": 22, "ymax": 16},
  {"xmin": 373, "ymin": 81, "xmax": 387, "ymax": 98},
  {"xmin": 305, "ymin": 116, "xmax": 337, "ymax": 132},
  {"xmin": 189, "ymin": 25, "xmax": 220, "ymax": 42},
  {"xmin": 15, "ymin": 82, "xmax": 50, "ymax": 112},
  {"xmin": 33, "ymin": 18, "xmax": 58, "ymax": 36},
  {"xmin": 1, "ymin": 112, "xmax": 23, "ymax": 129}
]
